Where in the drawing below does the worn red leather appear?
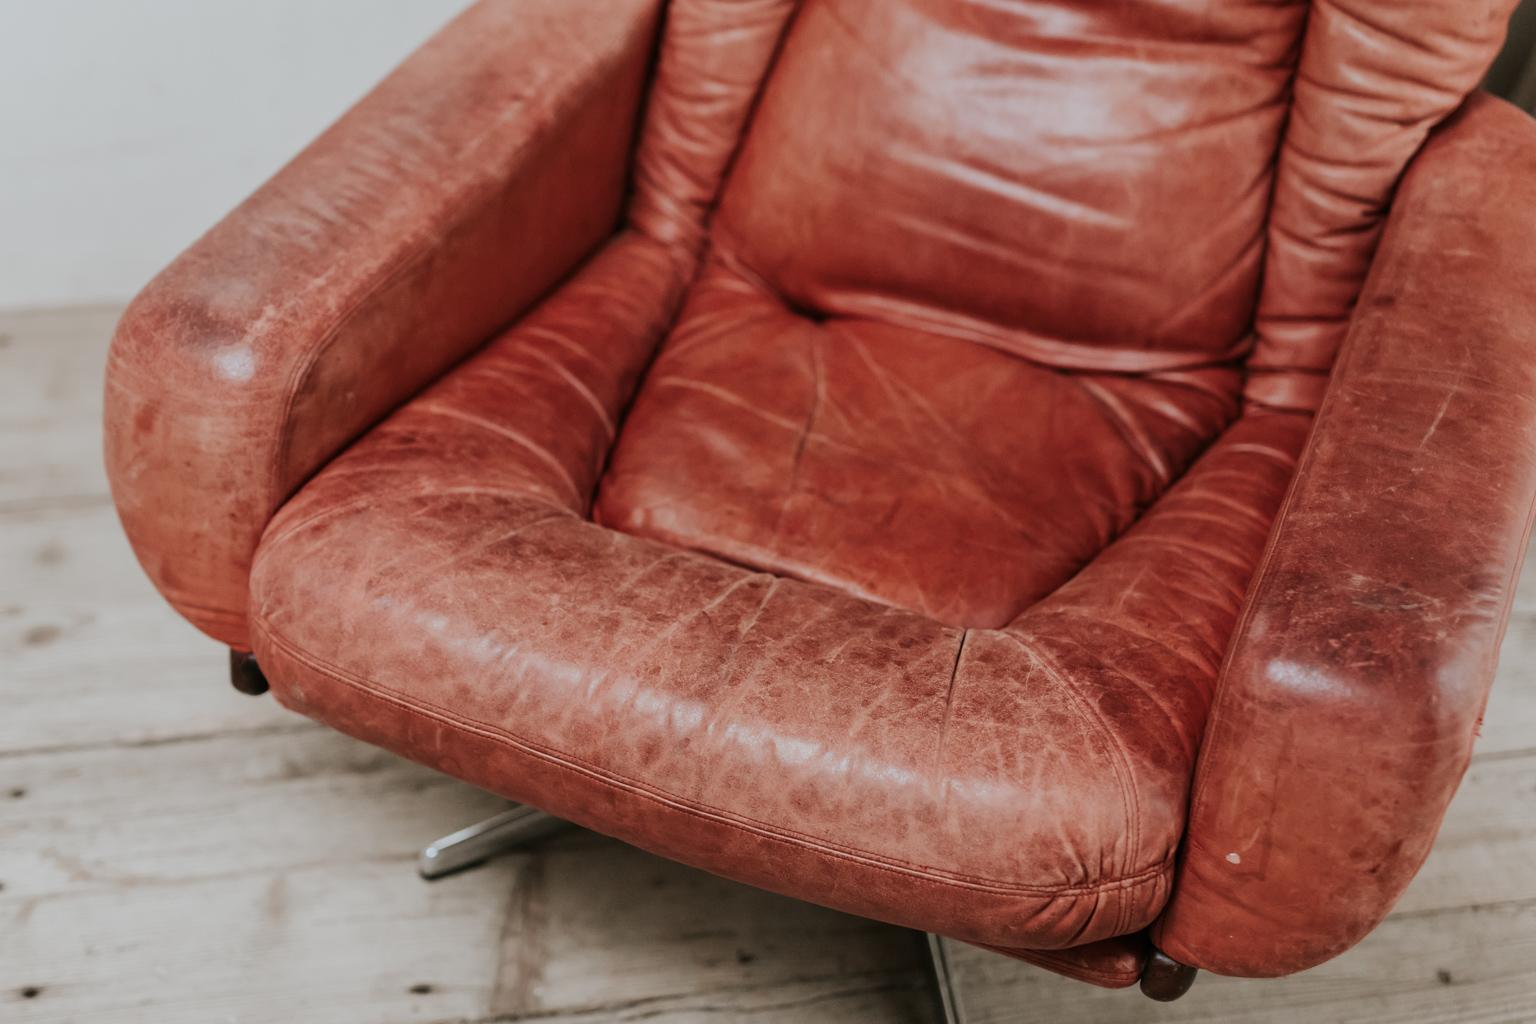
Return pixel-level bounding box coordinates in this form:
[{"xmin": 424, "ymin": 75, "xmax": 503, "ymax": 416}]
[
  {"xmin": 1247, "ymin": 0, "xmax": 1519, "ymax": 411},
  {"xmin": 1154, "ymin": 93, "xmax": 1536, "ymax": 977},
  {"xmin": 711, "ymin": 0, "xmax": 1307, "ymax": 373},
  {"xmin": 104, "ymin": 0, "xmax": 1531, "ymax": 989},
  {"xmin": 104, "ymin": 0, "xmax": 660, "ymax": 647},
  {"xmin": 597, "ymin": 254, "xmax": 1241, "ymax": 628},
  {"xmin": 628, "ymin": 0, "xmax": 800, "ymax": 256}
]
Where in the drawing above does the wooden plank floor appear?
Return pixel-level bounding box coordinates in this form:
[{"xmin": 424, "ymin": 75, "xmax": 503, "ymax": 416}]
[{"xmin": 3, "ymin": 304, "xmax": 1534, "ymax": 1024}]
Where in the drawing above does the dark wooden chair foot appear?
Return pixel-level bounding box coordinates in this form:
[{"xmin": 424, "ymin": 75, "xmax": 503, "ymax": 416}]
[
  {"xmin": 230, "ymin": 650, "xmax": 269, "ymax": 696},
  {"xmin": 1140, "ymin": 948, "xmax": 1198, "ymax": 1002}
]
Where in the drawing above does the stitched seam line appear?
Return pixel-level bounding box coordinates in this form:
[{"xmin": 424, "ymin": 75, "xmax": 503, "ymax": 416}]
[
  {"xmin": 1001, "ymin": 632, "xmax": 1144, "ymax": 935},
  {"xmin": 253, "ymin": 618, "xmax": 1174, "ymax": 900}
]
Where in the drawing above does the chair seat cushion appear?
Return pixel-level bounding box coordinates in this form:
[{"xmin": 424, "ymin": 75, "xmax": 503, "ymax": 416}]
[
  {"xmin": 249, "ymin": 238, "xmax": 1309, "ymax": 952},
  {"xmin": 596, "ymin": 257, "xmax": 1242, "ymax": 629}
]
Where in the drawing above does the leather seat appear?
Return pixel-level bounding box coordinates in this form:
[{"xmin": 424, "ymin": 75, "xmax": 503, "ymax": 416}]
[
  {"xmin": 249, "ymin": 225, "xmax": 1305, "ymax": 955},
  {"xmin": 596, "ymin": 255, "xmax": 1243, "ymax": 629},
  {"xmin": 106, "ymin": 0, "xmax": 1536, "ymax": 993}
]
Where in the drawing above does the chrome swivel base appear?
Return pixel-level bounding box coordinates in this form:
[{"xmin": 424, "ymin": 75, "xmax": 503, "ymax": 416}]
[
  {"xmin": 417, "ymin": 804, "xmax": 567, "ymax": 879},
  {"xmin": 924, "ymin": 931, "xmax": 965, "ymax": 1024}
]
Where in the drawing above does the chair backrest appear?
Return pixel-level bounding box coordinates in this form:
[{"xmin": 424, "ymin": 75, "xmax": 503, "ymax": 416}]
[{"xmin": 631, "ymin": 0, "xmax": 1515, "ymax": 409}]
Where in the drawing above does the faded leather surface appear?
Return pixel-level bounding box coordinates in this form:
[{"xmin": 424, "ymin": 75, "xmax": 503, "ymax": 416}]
[
  {"xmin": 1246, "ymin": 0, "xmax": 1520, "ymax": 410},
  {"xmin": 628, "ymin": 0, "xmax": 801, "ymax": 255},
  {"xmin": 1155, "ymin": 95, "xmax": 1536, "ymax": 976},
  {"xmin": 103, "ymin": 0, "xmax": 660, "ymax": 647},
  {"xmin": 712, "ymin": 0, "xmax": 1308, "ymax": 371},
  {"xmin": 597, "ymin": 255, "xmax": 1241, "ymax": 629},
  {"xmin": 106, "ymin": 0, "xmax": 1531, "ymax": 986}
]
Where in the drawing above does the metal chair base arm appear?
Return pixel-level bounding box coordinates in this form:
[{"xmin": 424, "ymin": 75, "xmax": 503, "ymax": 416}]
[{"xmin": 417, "ymin": 804, "xmax": 568, "ymax": 879}]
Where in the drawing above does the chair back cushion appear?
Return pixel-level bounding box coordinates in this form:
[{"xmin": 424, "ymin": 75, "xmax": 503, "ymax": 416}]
[{"xmin": 707, "ymin": 0, "xmax": 1513, "ymax": 392}]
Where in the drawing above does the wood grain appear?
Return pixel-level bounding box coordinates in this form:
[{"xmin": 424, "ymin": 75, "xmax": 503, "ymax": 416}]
[{"xmin": 3, "ymin": 305, "xmax": 1533, "ymax": 1023}]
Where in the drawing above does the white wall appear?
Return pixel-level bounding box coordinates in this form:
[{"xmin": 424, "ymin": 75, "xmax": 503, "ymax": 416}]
[{"xmin": 0, "ymin": 0, "xmax": 473, "ymax": 310}]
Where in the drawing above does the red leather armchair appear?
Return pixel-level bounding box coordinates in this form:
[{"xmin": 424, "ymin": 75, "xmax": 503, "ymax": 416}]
[{"xmin": 105, "ymin": 0, "xmax": 1536, "ymax": 1000}]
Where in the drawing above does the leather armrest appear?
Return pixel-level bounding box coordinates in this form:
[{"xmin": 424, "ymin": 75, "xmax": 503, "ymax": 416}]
[
  {"xmin": 104, "ymin": 0, "xmax": 661, "ymax": 647},
  {"xmin": 1154, "ymin": 93, "xmax": 1536, "ymax": 977}
]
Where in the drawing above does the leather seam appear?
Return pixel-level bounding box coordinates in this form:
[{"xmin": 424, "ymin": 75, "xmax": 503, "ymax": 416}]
[
  {"xmin": 998, "ymin": 632, "xmax": 1144, "ymax": 935},
  {"xmin": 252, "ymin": 618, "xmax": 1174, "ymax": 900}
]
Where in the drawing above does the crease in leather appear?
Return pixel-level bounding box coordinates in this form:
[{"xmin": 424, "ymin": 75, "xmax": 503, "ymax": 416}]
[
  {"xmin": 1246, "ymin": 0, "xmax": 1520, "ymax": 409},
  {"xmin": 995, "ymin": 631, "xmax": 1143, "ymax": 916}
]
